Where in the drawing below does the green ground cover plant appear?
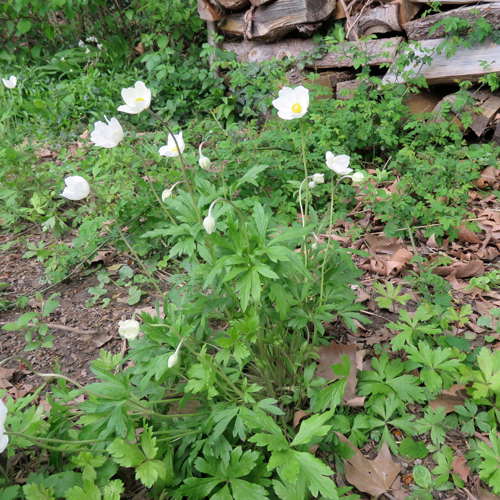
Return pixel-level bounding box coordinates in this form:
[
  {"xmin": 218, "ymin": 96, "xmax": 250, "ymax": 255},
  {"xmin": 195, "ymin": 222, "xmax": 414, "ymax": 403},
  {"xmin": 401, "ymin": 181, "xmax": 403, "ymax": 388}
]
[{"xmin": 2, "ymin": 1, "xmax": 500, "ymax": 499}]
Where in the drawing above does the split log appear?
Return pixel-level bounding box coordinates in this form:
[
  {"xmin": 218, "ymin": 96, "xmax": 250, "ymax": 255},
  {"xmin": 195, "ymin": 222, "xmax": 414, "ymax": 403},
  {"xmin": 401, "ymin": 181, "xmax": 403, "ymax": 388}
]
[
  {"xmin": 218, "ymin": 0, "xmax": 250, "ymax": 10},
  {"xmin": 348, "ymin": 3, "xmax": 401, "ymax": 40},
  {"xmin": 392, "ymin": 0, "xmax": 421, "ymax": 26},
  {"xmin": 406, "ymin": 3, "xmax": 500, "ymax": 40},
  {"xmin": 383, "ymin": 37, "xmax": 500, "ymax": 85},
  {"xmin": 409, "ymin": 0, "xmax": 497, "ymax": 4},
  {"xmin": 467, "ymin": 90, "xmax": 500, "ymax": 135},
  {"xmin": 218, "ymin": 0, "xmax": 336, "ymax": 41},
  {"xmin": 223, "ymin": 36, "xmax": 402, "ymax": 68},
  {"xmin": 402, "ymin": 90, "xmax": 442, "ymax": 114},
  {"xmin": 198, "ymin": 0, "xmax": 227, "ymax": 21},
  {"xmin": 348, "ymin": 0, "xmax": 419, "ymax": 40}
]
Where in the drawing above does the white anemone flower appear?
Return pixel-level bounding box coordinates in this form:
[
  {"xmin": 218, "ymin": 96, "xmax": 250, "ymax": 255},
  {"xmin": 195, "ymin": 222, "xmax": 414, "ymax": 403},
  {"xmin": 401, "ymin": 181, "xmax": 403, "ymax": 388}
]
[
  {"xmin": 325, "ymin": 152, "xmax": 353, "ymax": 175},
  {"xmin": 309, "ymin": 180, "xmax": 316, "ymax": 189},
  {"xmin": 159, "ymin": 131, "xmax": 185, "ymax": 158},
  {"xmin": 162, "ymin": 188, "xmax": 172, "ymax": 201},
  {"xmin": 118, "ymin": 319, "xmax": 141, "ymax": 340},
  {"xmin": 61, "ymin": 176, "xmax": 90, "ymax": 201},
  {"xmin": 117, "ymin": 81, "xmax": 151, "ymax": 114},
  {"xmin": 90, "ymin": 116, "xmax": 123, "ymax": 148},
  {"xmin": 272, "ymin": 86, "xmax": 309, "ymax": 120},
  {"xmin": 2, "ymin": 76, "xmax": 17, "ymax": 89},
  {"xmin": 0, "ymin": 400, "xmax": 8, "ymax": 454}
]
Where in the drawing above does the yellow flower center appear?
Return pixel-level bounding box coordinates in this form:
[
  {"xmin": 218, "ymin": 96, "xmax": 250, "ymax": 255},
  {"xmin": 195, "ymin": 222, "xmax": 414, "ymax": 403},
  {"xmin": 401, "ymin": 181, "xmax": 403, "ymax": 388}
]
[
  {"xmin": 172, "ymin": 146, "xmax": 178, "ymax": 152},
  {"xmin": 291, "ymin": 102, "xmax": 302, "ymax": 113},
  {"xmin": 134, "ymin": 97, "xmax": 144, "ymax": 102}
]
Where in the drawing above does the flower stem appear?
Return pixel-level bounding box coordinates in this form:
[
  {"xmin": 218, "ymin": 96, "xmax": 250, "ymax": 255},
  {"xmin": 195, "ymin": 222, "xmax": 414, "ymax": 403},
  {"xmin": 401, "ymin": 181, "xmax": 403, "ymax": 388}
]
[
  {"xmin": 124, "ymin": 142, "xmax": 178, "ymax": 226},
  {"xmin": 146, "ymin": 109, "xmax": 201, "ymax": 222}
]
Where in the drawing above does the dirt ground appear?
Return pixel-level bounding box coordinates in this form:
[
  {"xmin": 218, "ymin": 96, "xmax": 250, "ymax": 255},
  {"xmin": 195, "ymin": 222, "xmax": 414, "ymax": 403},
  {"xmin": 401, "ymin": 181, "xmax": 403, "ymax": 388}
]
[{"xmin": 0, "ymin": 227, "xmax": 167, "ymax": 396}]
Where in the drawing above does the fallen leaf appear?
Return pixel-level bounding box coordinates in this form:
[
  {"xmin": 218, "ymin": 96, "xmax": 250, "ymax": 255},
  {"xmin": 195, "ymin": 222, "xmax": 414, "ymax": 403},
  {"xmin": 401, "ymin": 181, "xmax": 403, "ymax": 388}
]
[
  {"xmin": 365, "ymin": 234, "xmax": 402, "ymax": 255},
  {"xmin": 473, "ymin": 166, "xmax": 497, "ymax": 189},
  {"xmin": 458, "ymin": 224, "xmax": 482, "ymax": 244},
  {"xmin": 293, "ymin": 410, "xmax": 308, "ymax": 429},
  {"xmin": 429, "ymin": 385, "xmax": 469, "ymax": 414},
  {"xmin": 336, "ymin": 433, "xmax": 401, "ymax": 497},
  {"xmin": 316, "ymin": 342, "xmax": 364, "ymax": 405},
  {"xmin": 452, "ymin": 452, "xmax": 470, "ymax": 482},
  {"xmin": 478, "ymin": 488, "xmax": 500, "ymax": 500},
  {"xmin": 433, "ymin": 260, "xmax": 484, "ymax": 278}
]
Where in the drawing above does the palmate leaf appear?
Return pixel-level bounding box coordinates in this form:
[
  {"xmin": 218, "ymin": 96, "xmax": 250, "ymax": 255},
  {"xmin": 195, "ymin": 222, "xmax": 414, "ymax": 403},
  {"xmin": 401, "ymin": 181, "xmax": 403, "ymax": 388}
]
[
  {"xmin": 108, "ymin": 438, "xmax": 145, "ymax": 468},
  {"xmin": 478, "ymin": 432, "xmax": 500, "ymax": 494},
  {"xmin": 135, "ymin": 460, "xmax": 167, "ymax": 488}
]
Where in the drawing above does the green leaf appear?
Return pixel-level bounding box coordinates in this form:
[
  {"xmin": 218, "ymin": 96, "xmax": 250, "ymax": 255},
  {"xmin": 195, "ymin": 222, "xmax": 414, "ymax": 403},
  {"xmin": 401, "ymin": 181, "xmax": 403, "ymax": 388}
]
[
  {"xmin": 399, "ymin": 437, "xmax": 429, "ymax": 459},
  {"xmin": 135, "ymin": 459, "xmax": 167, "ymax": 488},
  {"xmin": 108, "ymin": 438, "xmax": 145, "ymax": 467},
  {"xmin": 413, "ymin": 465, "xmax": 432, "ymax": 488},
  {"xmin": 290, "ymin": 410, "xmax": 333, "ymax": 447},
  {"xmin": 231, "ymin": 478, "xmax": 269, "ymax": 499},
  {"xmin": 141, "ymin": 426, "xmax": 157, "ymax": 460},
  {"xmin": 292, "ymin": 451, "xmax": 339, "ymax": 499},
  {"xmin": 177, "ymin": 477, "xmax": 222, "ymax": 499},
  {"xmin": 17, "ymin": 19, "xmax": 32, "ymax": 34},
  {"xmin": 102, "ymin": 480, "xmax": 124, "ymax": 500},
  {"xmin": 65, "ymin": 480, "xmax": 101, "ymax": 500}
]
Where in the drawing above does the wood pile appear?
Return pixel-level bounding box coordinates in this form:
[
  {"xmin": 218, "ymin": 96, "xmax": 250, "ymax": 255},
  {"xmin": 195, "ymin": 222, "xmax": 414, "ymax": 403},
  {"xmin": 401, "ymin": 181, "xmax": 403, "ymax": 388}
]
[{"xmin": 198, "ymin": 0, "xmax": 500, "ymax": 143}]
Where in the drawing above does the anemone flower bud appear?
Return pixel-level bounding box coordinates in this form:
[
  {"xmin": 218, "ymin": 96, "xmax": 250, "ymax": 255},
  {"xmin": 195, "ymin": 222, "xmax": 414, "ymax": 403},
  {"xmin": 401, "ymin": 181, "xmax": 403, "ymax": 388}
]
[
  {"xmin": 308, "ymin": 180, "xmax": 316, "ymax": 189},
  {"xmin": 159, "ymin": 131, "xmax": 185, "ymax": 158},
  {"xmin": 272, "ymin": 86, "xmax": 309, "ymax": 120},
  {"xmin": 203, "ymin": 214, "xmax": 216, "ymax": 234},
  {"xmin": 198, "ymin": 142, "xmax": 211, "ymax": 170},
  {"xmin": 0, "ymin": 400, "xmax": 8, "ymax": 454},
  {"xmin": 90, "ymin": 116, "xmax": 123, "ymax": 148},
  {"xmin": 199, "ymin": 155, "xmax": 211, "ymax": 171},
  {"xmin": 350, "ymin": 171, "xmax": 365, "ymax": 185},
  {"xmin": 117, "ymin": 81, "xmax": 151, "ymax": 114},
  {"xmin": 162, "ymin": 189, "xmax": 172, "ymax": 201},
  {"xmin": 118, "ymin": 319, "xmax": 141, "ymax": 340},
  {"xmin": 312, "ymin": 242, "xmax": 318, "ymax": 250},
  {"xmin": 313, "ymin": 173, "xmax": 325, "ymax": 185},
  {"xmin": 61, "ymin": 176, "xmax": 90, "ymax": 201},
  {"xmin": 167, "ymin": 352, "xmax": 179, "ymax": 368},
  {"xmin": 2, "ymin": 76, "xmax": 17, "ymax": 89},
  {"xmin": 325, "ymin": 152, "xmax": 352, "ymax": 175}
]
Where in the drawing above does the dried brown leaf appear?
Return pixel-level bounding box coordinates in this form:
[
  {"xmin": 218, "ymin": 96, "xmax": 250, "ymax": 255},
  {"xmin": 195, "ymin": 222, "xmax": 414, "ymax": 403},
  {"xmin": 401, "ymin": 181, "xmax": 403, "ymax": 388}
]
[
  {"xmin": 478, "ymin": 488, "xmax": 500, "ymax": 500},
  {"xmin": 458, "ymin": 224, "xmax": 482, "ymax": 244},
  {"xmin": 429, "ymin": 385, "xmax": 469, "ymax": 414},
  {"xmin": 335, "ymin": 433, "xmax": 401, "ymax": 497},
  {"xmin": 316, "ymin": 341, "xmax": 363, "ymax": 405},
  {"xmin": 365, "ymin": 234, "xmax": 402, "ymax": 255},
  {"xmin": 452, "ymin": 452, "xmax": 470, "ymax": 482}
]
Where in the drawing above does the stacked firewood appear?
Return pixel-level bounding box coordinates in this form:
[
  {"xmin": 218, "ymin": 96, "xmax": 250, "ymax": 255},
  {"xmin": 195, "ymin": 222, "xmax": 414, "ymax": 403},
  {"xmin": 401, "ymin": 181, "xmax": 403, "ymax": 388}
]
[{"xmin": 198, "ymin": 0, "xmax": 500, "ymax": 142}]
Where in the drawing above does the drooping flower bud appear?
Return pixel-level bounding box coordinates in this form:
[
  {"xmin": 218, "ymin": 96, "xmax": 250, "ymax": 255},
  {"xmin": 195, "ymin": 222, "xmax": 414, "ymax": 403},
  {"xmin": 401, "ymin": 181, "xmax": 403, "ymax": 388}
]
[
  {"xmin": 308, "ymin": 180, "xmax": 316, "ymax": 189},
  {"xmin": 168, "ymin": 352, "xmax": 179, "ymax": 368},
  {"xmin": 313, "ymin": 173, "xmax": 325, "ymax": 185},
  {"xmin": 203, "ymin": 214, "xmax": 216, "ymax": 234},
  {"xmin": 162, "ymin": 189, "xmax": 172, "ymax": 201},
  {"xmin": 198, "ymin": 142, "xmax": 211, "ymax": 171},
  {"xmin": 199, "ymin": 155, "xmax": 211, "ymax": 170}
]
